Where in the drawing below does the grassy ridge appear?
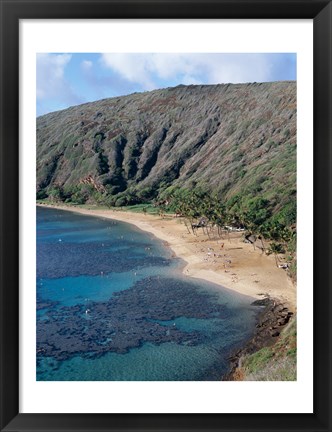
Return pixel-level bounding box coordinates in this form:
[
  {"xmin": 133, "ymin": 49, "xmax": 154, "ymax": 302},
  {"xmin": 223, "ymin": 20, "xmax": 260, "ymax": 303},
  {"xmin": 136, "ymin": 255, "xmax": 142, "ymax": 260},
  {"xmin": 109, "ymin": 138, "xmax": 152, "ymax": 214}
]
[
  {"xmin": 241, "ymin": 318, "xmax": 297, "ymax": 381},
  {"xmin": 37, "ymin": 82, "xmax": 296, "ymax": 222}
]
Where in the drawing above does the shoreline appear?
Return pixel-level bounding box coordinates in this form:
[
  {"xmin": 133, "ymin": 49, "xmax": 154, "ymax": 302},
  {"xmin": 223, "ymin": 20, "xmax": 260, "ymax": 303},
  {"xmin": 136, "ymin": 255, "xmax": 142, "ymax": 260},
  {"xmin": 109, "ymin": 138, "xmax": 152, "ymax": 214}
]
[
  {"xmin": 223, "ymin": 297, "xmax": 295, "ymax": 380},
  {"xmin": 37, "ymin": 202, "xmax": 296, "ymax": 312}
]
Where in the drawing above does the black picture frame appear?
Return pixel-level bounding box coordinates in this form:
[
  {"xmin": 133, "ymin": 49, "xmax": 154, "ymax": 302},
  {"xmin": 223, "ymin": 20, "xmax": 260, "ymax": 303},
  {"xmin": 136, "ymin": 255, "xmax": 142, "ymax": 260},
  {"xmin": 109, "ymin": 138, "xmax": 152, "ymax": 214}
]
[{"xmin": 1, "ymin": 1, "xmax": 331, "ymax": 431}]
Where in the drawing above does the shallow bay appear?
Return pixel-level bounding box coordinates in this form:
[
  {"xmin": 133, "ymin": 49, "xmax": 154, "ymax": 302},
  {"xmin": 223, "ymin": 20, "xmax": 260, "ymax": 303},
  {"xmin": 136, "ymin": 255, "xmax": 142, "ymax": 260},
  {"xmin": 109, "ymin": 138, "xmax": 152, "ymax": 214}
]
[{"xmin": 37, "ymin": 206, "xmax": 258, "ymax": 381}]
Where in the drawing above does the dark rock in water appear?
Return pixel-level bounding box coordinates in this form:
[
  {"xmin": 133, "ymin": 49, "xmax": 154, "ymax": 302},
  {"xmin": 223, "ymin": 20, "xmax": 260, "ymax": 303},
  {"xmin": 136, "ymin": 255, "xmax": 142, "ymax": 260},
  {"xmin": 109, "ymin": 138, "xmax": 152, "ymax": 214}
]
[
  {"xmin": 251, "ymin": 298, "xmax": 271, "ymax": 307},
  {"xmin": 37, "ymin": 276, "xmax": 232, "ymax": 362},
  {"xmin": 37, "ymin": 300, "xmax": 59, "ymax": 310}
]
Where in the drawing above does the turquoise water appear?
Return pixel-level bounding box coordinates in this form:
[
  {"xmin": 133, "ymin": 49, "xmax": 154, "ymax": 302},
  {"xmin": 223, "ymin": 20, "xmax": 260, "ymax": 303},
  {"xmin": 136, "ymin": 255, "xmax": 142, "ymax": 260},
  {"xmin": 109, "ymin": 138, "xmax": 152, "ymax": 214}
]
[{"xmin": 36, "ymin": 206, "xmax": 257, "ymax": 381}]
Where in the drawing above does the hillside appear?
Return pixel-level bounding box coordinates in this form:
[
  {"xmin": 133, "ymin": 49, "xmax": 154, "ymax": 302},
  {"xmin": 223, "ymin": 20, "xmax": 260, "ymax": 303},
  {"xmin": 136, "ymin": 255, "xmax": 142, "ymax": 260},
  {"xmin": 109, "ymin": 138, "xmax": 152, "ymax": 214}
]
[{"xmin": 36, "ymin": 82, "xmax": 296, "ymax": 220}]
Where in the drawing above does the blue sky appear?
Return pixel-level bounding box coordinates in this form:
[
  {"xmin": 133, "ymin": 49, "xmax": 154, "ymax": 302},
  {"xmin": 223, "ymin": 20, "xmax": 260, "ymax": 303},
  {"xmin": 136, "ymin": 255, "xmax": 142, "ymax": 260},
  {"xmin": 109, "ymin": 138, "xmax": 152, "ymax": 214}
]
[{"xmin": 36, "ymin": 53, "xmax": 296, "ymax": 116}]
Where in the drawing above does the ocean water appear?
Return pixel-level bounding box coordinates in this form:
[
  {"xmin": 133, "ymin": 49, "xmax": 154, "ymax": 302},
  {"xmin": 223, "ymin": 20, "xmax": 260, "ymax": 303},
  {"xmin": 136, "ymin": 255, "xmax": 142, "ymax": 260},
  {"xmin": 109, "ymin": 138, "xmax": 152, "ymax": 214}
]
[{"xmin": 36, "ymin": 206, "xmax": 258, "ymax": 381}]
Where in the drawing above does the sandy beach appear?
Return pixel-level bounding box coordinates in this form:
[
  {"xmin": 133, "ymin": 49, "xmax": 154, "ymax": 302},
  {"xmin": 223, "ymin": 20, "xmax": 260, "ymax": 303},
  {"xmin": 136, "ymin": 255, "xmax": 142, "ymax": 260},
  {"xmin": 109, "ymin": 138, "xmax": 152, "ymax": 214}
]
[{"xmin": 38, "ymin": 203, "xmax": 296, "ymax": 312}]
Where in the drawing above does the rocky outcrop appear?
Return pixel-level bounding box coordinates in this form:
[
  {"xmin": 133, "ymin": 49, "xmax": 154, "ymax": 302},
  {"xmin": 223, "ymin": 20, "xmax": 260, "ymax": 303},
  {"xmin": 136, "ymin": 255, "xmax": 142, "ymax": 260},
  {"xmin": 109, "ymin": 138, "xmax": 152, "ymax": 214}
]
[{"xmin": 224, "ymin": 297, "xmax": 294, "ymax": 380}]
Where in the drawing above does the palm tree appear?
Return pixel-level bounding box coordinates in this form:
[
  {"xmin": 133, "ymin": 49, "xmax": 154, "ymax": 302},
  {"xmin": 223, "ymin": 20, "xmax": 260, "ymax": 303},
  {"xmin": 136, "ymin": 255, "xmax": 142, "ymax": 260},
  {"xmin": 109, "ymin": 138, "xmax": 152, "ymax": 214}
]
[{"xmin": 268, "ymin": 242, "xmax": 285, "ymax": 267}]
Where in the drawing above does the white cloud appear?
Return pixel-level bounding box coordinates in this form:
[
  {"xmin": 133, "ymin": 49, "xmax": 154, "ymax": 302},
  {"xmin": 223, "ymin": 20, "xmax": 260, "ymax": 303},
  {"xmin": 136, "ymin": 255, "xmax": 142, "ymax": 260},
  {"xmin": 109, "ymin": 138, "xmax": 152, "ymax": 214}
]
[
  {"xmin": 100, "ymin": 54, "xmax": 156, "ymax": 90},
  {"xmin": 36, "ymin": 53, "xmax": 85, "ymax": 115},
  {"xmin": 81, "ymin": 60, "xmax": 93, "ymax": 70},
  {"xmin": 37, "ymin": 53, "xmax": 73, "ymax": 100},
  {"xmin": 100, "ymin": 53, "xmax": 200, "ymax": 89},
  {"xmin": 99, "ymin": 53, "xmax": 276, "ymax": 89},
  {"xmin": 181, "ymin": 74, "xmax": 201, "ymax": 85},
  {"xmin": 200, "ymin": 54, "xmax": 273, "ymax": 84}
]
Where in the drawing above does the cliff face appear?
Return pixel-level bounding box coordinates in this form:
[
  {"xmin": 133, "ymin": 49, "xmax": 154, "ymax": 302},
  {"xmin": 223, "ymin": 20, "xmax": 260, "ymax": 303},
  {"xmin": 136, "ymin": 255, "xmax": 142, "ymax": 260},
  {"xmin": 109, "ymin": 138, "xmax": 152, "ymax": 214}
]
[{"xmin": 36, "ymin": 82, "xmax": 296, "ymax": 208}]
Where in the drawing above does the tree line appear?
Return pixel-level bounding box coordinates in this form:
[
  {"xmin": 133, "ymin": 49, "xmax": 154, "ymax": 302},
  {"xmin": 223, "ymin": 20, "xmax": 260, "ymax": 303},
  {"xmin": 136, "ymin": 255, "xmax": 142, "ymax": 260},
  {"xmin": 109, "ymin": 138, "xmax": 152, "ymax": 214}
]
[{"xmin": 155, "ymin": 186, "xmax": 296, "ymax": 279}]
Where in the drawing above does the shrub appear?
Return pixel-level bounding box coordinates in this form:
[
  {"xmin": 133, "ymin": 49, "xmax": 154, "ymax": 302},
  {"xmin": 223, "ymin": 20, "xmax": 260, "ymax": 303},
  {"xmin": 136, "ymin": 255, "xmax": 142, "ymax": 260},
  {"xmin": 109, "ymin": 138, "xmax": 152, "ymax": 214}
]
[{"xmin": 36, "ymin": 189, "xmax": 48, "ymax": 200}]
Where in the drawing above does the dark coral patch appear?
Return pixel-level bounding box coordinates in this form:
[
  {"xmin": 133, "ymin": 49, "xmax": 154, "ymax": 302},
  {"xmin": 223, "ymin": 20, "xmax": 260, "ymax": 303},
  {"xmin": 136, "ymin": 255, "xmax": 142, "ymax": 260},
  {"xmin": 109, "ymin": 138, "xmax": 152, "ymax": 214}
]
[{"xmin": 37, "ymin": 276, "xmax": 231, "ymax": 362}]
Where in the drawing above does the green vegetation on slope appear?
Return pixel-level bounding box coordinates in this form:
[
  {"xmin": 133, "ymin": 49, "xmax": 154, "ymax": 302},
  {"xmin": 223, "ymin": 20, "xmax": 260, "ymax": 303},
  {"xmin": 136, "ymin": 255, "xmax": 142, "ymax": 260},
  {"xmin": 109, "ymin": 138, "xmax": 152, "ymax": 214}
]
[
  {"xmin": 37, "ymin": 81, "xmax": 296, "ymax": 218},
  {"xmin": 241, "ymin": 317, "xmax": 297, "ymax": 381}
]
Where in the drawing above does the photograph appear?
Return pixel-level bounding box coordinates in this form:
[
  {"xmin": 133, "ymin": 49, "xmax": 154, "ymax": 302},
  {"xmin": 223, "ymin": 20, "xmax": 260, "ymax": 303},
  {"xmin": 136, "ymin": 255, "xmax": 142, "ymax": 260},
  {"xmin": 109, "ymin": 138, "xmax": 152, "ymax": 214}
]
[
  {"xmin": 36, "ymin": 52, "xmax": 297, "ymax": 382},
  {"xmin": 1, "ymin": 0, "xmax": 331, "ymax": 429}
]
